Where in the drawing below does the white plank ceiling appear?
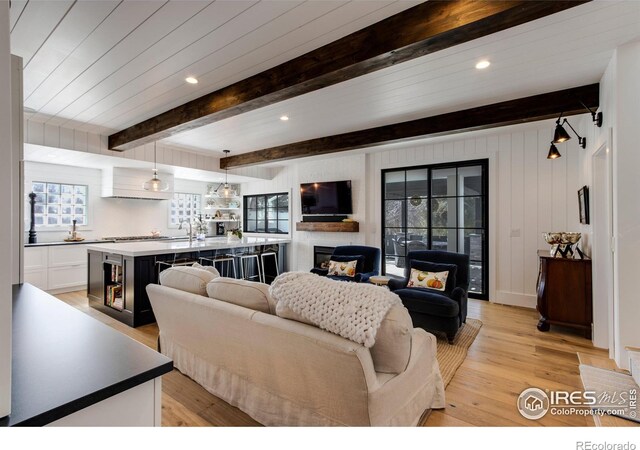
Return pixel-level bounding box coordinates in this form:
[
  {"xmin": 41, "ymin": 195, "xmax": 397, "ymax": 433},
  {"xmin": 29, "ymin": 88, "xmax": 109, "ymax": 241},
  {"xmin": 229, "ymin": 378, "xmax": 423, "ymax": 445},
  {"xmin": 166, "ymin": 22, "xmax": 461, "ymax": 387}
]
[
  {"xmin": 12, "ymin": 0, "xmax": 419, "ymax": 130},
  {"xmin": 11, "ymin": 1, "xmax": 640, "ymax": 161}
]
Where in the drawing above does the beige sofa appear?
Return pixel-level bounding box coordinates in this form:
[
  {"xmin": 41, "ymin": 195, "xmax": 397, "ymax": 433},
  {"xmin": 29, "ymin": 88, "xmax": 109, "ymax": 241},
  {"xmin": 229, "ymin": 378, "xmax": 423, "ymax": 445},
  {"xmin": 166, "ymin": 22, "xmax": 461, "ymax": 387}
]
[{"xmin": 147, "ymin": 274, "xmax": 445, "ymax": 426}]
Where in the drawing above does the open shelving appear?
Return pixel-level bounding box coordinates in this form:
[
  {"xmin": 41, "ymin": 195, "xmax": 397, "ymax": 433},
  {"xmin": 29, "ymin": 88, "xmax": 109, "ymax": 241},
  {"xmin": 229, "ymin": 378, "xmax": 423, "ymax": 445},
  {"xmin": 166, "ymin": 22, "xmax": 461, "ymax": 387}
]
[{"xmin": 104, "ymin": 262, "xmax": 124, "ymax": 311}]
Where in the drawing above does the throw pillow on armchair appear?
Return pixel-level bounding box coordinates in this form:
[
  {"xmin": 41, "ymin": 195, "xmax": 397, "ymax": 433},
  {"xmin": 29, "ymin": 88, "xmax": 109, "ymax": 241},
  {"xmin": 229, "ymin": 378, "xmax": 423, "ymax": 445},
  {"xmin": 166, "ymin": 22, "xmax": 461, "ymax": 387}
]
[{"xmin": 390, "ymin": 261, "xmax": 457, "ymax": 294}]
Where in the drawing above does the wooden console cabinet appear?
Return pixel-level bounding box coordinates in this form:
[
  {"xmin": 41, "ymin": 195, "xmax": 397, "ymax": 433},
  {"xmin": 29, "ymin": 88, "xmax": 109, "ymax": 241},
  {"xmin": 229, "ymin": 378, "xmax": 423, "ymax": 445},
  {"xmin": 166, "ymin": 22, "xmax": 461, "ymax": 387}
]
[{"xmin": 536, "ymin": 250, "xmax": 592, "ymax": 338}]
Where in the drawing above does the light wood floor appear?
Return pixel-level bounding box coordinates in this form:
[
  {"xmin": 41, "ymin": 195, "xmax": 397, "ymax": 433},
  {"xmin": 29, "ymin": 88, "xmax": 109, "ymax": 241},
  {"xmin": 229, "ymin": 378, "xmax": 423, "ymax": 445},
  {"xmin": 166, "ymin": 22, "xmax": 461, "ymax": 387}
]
[{"xmin": 56, "ymin": 291, "xmax": 609, "ymax": 427}]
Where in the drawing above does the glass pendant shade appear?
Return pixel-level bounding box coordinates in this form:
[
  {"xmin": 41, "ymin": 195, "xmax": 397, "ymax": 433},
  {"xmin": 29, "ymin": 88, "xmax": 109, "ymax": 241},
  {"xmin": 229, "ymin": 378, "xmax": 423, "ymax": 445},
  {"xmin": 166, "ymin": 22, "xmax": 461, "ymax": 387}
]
[
  {"xmin": 143, "ymin": 169, "xmax": 170, "ymax": 191},
  {"xmin": 553, "ymin": 123, "xmax": 571, "ymax": 143},
  {"xmin": 547, "ymin": 143, "xmax": 562, "ymax": 160},
  {"xmin": 216, "ymin": 149, "xmax": 236, "ymax": 198},
  {"xmin": 218, "ymin": 183, "xmax": 236, "ymax": 199},
  {"xmin": 143, "ymin": 143, "xmax": 169, "ymax": 191}
]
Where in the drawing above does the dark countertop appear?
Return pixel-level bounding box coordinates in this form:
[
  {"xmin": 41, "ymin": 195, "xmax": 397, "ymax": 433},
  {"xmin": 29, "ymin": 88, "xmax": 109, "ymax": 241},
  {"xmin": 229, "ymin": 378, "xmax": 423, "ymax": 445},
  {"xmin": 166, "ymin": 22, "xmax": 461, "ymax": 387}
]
[{"xmin": 0, "ymin": 283, "xmax": 173, "ymax": 427}]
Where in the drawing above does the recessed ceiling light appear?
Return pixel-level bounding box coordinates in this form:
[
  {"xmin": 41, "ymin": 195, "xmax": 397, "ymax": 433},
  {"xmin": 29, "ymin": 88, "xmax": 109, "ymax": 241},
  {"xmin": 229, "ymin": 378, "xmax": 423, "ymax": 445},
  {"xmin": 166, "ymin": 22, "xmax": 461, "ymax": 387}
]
[
  {"xmin": 185, "ymin": 77, "xmax": 198, "ymax": 84},
  {"xmin": 280, "ymin": 115, "xmax": 289, "ymax": 121},
  {"xmin": 475, "ymin": 60, "xmax": 490, "ymax": 70}
]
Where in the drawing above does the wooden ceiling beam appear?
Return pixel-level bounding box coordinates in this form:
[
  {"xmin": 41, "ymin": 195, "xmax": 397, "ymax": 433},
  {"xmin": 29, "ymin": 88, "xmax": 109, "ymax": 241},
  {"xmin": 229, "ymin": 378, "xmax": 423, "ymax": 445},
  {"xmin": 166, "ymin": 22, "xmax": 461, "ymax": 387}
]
[
  {"xmin": 220, "ymin": 83, "xmax": 600, "ymax": 168},
  {"xmin": 108, "ymin": 0, "xmax": 589, "ymax": 151}
]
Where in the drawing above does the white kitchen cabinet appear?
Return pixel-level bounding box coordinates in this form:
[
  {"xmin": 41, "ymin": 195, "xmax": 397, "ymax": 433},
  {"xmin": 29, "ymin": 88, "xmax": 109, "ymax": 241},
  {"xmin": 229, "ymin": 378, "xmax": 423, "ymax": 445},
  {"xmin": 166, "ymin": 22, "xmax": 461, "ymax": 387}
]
[
  {"xmin": 23, "ymin": 246, "xmax": 48, "ymax": 290},
  {"xmin": 23, "ymin": 269, "xmax": 48, "ymax": 291},
  {"xmin": 24, "ymin": 245, "xmax": 88, "ymax": 293}
]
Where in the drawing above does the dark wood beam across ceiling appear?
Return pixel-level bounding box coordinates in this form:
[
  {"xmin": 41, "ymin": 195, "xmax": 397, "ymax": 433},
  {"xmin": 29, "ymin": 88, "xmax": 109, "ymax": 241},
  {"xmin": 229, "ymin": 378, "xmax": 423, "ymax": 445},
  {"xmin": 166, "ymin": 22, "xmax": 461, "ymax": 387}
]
[
  {"xmin": 108, "ymin": 0, "xmax": 589, "ymax": 151},
  {"xmin": 220, "ymin": 83, "xmax": 600, "ymax": 169}
]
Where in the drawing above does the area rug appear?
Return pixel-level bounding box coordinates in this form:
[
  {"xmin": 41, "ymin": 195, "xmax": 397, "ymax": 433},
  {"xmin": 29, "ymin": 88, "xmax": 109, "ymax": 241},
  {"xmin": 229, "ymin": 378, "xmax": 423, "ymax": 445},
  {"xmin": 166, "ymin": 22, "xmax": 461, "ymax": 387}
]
[
  {"xmin": 579, "ymin": 364, "xmax": 640, "ymax": 424},
  {"xmin": 434, "ymin": 318, "xmax": 483, "ymax": 387}
]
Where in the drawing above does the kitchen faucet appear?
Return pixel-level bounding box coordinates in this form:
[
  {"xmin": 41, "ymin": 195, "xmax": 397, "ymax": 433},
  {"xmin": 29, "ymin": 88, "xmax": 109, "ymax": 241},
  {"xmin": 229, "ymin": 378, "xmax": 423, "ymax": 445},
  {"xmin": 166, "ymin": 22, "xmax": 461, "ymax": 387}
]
[{"xmin": 179, "ymin": 219, "xmax": 193, "ymax": 243}]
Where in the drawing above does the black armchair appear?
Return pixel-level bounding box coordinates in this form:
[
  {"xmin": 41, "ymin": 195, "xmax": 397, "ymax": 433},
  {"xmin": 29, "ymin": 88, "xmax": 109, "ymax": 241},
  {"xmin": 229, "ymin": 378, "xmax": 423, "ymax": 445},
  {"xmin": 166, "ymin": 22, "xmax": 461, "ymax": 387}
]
[
  {"xmin": 388, "ymin": 250, "xmax": 470, "ymax": 343},
  {"xmin": 311, "ymin": 245, "xmax": 380, "ymax": 283}
]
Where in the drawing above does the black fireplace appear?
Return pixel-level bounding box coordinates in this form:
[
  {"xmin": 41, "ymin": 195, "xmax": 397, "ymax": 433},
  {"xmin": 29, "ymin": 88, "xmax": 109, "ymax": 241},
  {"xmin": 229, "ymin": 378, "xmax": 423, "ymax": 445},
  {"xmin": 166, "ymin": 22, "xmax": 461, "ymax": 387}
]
[{"xmin": 313, "ymin": 246, "xmax": 335, "ymax": 270}]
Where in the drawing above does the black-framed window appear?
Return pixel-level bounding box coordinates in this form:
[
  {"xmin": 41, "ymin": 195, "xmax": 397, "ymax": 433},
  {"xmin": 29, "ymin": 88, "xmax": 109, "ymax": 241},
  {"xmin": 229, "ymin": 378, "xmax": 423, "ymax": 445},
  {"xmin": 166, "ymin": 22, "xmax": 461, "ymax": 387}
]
[
  {"xmin": 243, "ymin": 193, "xmax": 289, "ymax": 234},
  {"xmin": 381, "ymin": 159, "xmax": 488, "ymax": 299}
]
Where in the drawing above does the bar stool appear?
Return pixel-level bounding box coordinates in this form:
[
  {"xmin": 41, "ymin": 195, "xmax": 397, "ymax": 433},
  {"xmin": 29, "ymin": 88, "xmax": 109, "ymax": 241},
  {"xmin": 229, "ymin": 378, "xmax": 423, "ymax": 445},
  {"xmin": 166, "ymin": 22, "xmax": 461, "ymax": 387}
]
[
  {"xmin": 199, "ymin": 249, "xmax": 237, "ymax": 278},
  {"xmin": 232, "ymin": 248, "xmax": 263, "ymax": 283},
  {"xmin": 259, "ymin": 248, "xmax": 279, "ymax": 284},
  {"xmin": 155, "ymin": 253, "xmax": 199, "ymax": 283}
]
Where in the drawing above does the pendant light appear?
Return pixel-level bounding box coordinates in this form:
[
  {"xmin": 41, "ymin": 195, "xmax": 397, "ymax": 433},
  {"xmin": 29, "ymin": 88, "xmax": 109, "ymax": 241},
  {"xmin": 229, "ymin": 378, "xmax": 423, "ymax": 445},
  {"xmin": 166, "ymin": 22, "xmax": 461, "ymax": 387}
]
[
  {"xmin": 216, "ymin": 149, "xmax": 236, "ymax": 199},
  {"xmin": 143, "ymin": 142, "xmax": 169, "ymax": 191}
]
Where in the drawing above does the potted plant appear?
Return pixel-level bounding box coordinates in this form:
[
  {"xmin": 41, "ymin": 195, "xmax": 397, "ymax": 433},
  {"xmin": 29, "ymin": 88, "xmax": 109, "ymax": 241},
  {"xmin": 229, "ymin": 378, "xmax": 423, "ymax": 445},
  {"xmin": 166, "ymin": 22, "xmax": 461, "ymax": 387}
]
[{"xmin": 227, "ymin": 227, "xmax": 242, "ymax": 241}]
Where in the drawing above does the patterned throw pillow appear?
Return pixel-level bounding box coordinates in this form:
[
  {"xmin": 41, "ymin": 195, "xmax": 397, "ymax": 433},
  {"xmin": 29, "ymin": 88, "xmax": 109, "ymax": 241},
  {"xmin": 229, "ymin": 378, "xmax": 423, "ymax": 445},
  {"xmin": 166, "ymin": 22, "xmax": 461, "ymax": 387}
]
[
  {"xmin": 407, "ymin": 268, "xmax": 449, "ymax": 292},
  {"xmin": 328, "ymin": 259, "xmax": 358, "ymax": 277}
]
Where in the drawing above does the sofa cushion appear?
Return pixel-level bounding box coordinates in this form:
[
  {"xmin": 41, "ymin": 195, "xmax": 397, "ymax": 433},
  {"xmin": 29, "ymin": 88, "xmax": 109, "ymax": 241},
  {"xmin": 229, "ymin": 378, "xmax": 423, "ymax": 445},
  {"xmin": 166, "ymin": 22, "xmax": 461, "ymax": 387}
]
[
  {"xmin": 276, "ymin": 302, "xmax": 412, "ymax": 374},
  {"xmin": 192, "ymin": 262, "xmax": 220, "ymax": 278},
  {"xmin": 159, "ymin": 266, "xmax": 216, "ymax": 296},
  {"xmin": 409, "ymin": 261, "xmax": 457, "ymax": 293},
  {"xmin": 395, "ymin": 288, "xmax": 459, "ymax": 318},
  {"xmin": 206, "ymin": 277, "xmax": 276, "ymax": 314}
]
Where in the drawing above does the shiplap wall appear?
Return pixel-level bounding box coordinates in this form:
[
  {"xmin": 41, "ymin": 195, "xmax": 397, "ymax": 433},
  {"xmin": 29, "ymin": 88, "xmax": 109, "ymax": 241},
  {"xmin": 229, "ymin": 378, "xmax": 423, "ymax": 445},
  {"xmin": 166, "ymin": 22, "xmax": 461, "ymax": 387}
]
[
  {"xmin": 241, "ymin": 118, "xmax": 586, "ymax": 307},
  {"xmin": 367, "ymin": 118, "xmax": 585, "ymax": 306},
  {"xmin": 23, "ymin": 118, "xmax": 273, "ymax": 180},
  {"xmin": 242, "ymin": 154, "xmax": 367, "ymax": 272}
]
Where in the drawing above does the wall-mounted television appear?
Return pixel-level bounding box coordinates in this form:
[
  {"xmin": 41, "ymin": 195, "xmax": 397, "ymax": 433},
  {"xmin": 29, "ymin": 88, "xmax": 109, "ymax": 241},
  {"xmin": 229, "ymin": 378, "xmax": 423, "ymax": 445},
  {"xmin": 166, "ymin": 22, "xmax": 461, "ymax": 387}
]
[{"xmin": 300, "ymin": 180, "xmax": 353, "ymax": 215}]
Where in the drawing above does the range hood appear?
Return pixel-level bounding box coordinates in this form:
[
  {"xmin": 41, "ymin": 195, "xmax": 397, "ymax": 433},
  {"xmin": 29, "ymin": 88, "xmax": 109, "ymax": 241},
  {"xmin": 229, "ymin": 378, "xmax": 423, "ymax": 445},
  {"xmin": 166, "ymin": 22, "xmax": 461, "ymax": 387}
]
[{"xmin": 101, "ymin": 167, "xmax": 174, "ymax": 200}]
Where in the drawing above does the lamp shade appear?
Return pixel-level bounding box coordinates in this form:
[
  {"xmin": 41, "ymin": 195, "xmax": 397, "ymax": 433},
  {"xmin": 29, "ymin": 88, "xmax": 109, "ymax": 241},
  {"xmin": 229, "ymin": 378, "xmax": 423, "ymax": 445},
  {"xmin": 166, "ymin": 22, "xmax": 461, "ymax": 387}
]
[
  {"xmin": 553, "ymin": 122, "xmax": 571, "ymax": 143},
  {"xmin": 143, "ymin": 169, "xmax": 170, "ymax": 191},
  {"xmin": 217, "ymin": 183, "xmax": 236, "ymax": 199},
  {"xmin": 547, "ymin": 143, "xmax": 562, "ymax": 160}
]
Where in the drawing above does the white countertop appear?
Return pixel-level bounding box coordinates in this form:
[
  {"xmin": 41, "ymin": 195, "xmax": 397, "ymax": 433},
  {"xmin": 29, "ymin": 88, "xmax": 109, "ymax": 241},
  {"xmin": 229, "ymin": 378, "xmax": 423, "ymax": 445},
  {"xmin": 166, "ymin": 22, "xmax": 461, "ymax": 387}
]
[{"xmin": 85, "ymin": 236, "xmax": 290, "ymax": 257}]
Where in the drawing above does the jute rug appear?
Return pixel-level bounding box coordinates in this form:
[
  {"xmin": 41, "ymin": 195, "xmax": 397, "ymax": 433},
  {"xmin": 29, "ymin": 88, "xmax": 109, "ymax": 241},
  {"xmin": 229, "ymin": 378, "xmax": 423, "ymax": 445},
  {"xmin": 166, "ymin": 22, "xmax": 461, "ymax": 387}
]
[
  {"xmin": 433, "ymin": 318, "xmax": 483, "ymax": 387},
  {"xmin": 418, "ymin": 319, "xmax": 482, "ymax": 426}
]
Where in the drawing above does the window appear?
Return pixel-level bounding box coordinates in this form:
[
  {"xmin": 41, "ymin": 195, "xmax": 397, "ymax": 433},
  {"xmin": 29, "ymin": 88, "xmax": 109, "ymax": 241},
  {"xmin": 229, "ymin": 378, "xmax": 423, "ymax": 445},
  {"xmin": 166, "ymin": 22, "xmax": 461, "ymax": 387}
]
[
  {"xmin": 244, "ymin": 193, "xmax": 289, "ymax": 234},
  {"xmin": 170, "ymin": 193, "xmax": 201, "ymax": 225},
  {"xmin": 382, "ymin": 160, "xmax": 488, "ymax": 299},
  {"xmin": 31, "ymin": 182, "xmax": 88, "ymax": 227}
]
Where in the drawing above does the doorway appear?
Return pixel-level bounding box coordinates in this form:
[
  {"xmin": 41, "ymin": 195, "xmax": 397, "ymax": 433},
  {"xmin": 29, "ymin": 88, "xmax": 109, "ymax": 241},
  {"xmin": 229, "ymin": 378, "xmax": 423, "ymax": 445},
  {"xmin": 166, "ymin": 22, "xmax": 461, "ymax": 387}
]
[{"xmin": 591, "ymin": 140, "xmax": 614, "ymax": 355}]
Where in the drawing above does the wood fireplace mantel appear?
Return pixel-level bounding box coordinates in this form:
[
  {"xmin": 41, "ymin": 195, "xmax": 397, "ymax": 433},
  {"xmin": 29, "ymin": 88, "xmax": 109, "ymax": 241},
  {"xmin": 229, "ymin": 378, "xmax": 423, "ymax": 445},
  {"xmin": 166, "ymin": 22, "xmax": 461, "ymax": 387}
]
[{"xmin": 296, "ymin": 222, "xmax": 359, "ymax": 232}]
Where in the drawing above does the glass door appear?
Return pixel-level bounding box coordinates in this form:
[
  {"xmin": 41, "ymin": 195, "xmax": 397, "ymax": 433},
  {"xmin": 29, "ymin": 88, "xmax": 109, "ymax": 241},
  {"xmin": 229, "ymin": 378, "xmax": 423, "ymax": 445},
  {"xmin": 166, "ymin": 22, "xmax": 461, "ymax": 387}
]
[{"xmin": 381, "ymin": 160, "xmax": 488, "ymax": 299}]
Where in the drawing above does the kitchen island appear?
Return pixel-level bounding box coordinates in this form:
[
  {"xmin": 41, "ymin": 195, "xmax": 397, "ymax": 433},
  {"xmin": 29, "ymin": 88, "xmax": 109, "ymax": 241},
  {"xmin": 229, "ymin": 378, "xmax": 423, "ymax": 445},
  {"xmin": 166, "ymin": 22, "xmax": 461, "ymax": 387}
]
[{"xmin": 85, "ymin": 237, "xmax": 290, "ymax": 327}]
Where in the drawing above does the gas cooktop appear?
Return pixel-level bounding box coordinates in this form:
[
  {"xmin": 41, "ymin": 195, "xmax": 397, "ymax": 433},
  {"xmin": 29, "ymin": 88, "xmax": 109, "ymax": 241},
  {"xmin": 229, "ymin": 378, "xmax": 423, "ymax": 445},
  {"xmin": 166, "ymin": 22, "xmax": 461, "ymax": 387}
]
[{"xmin": 101, "ymin": 235, "xmax": 170, "ymax": 241}]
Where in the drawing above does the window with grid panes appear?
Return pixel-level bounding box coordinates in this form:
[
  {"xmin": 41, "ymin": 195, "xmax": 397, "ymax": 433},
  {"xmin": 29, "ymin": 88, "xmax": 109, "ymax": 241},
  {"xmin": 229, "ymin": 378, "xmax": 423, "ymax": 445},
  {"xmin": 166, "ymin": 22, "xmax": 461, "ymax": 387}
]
[
  {"xmin": 31, "ymin": 182, "xmax": 88, "ymax": 227},
  {"xmin": 243, "ymin": 193, "xmax": 289, "ymax": 234},
  {"xmin": 170, "ymin": 193, "xmax": 201, "ymax": 225}
]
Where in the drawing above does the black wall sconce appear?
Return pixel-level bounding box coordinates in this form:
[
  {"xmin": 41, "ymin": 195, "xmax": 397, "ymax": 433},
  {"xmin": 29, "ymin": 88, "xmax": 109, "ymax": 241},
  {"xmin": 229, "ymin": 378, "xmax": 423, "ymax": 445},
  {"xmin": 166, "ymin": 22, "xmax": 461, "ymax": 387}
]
[
  {"xmin": 553, "ymin": 114, "xmax": 586, "ymax": 149},
  {"xmin": 546, "ymin": 104, "xmax": 603, "ymax": 160},
  {"xmin": 547, "ymin": 142, "xmax": 562, "ymax": 160}
]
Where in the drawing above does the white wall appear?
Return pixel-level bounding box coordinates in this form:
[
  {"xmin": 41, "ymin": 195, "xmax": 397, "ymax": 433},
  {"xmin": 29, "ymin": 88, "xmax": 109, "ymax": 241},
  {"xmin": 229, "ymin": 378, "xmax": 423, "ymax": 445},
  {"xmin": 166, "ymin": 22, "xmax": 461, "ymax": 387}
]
[
  {"xmin": 576, "ymin": 42, "xmax": 640, "ymax": 368},
  {"xmin": 0, "ymin": 0, "xmax": 12, "ymax": 419},
  {"xmin": 242, "ymin": 154, "xmax": 367, "ymax": 272},
  {"xmin": 612, "ymin": 41, "xmax": 640, "ymax": 369},
  {"xmin": 367, "ymin": 120, "xmax": 584, "ymax": 307},
  {"xmin": 24, "ymin": 161, "xmax": 217, "ymax": 242},
  {"xmin": 241, "ymin": 119, "xmax": 585, "ymax": 308},
  {"xmin": 24, "ymin": 118, "xmax": 273, "ymax": 180}
]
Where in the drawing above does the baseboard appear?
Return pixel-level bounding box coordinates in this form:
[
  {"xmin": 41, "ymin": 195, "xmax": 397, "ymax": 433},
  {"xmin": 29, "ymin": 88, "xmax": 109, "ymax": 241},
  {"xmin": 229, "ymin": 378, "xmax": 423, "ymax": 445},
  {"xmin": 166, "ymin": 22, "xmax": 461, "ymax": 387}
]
[
  {"xmin": 492, "ymin": 291, "xmax": 537, "ymax": 309},
  {"xmin": 47, "ymin": 285, "xmax": 86, "ymax": 295}
]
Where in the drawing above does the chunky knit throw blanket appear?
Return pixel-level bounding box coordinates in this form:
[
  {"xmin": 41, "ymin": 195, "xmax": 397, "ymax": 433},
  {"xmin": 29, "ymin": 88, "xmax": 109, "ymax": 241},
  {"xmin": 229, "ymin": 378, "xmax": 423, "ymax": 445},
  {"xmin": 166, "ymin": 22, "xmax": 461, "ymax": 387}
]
[{"xmin": 269, "ymin": 272, "xmax": 401, "ymax": 348}]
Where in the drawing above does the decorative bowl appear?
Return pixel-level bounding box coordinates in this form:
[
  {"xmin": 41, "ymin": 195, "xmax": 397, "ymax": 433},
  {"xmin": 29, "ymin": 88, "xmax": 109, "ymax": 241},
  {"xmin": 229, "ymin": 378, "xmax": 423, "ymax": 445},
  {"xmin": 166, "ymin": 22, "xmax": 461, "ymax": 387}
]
[
  {"xmin": 543, "ymin": 232, "xmax": 563, "ymax": 245},
  {"xmin": 543, "ymin": 232, "xmax": 581, "ymax": 245},
  {"xmin": 562, "ymin": 232, "xmax": 582, "ymax": 244}
]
